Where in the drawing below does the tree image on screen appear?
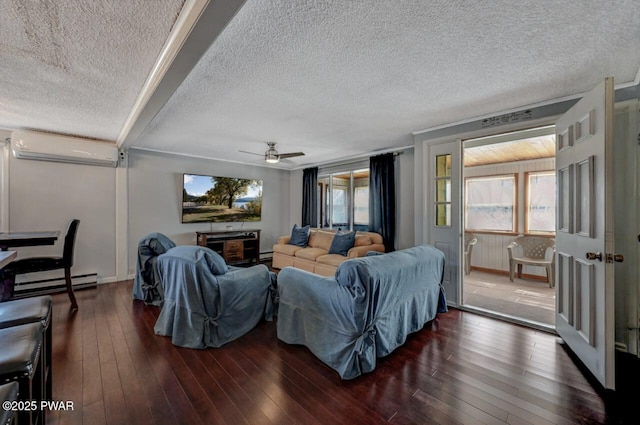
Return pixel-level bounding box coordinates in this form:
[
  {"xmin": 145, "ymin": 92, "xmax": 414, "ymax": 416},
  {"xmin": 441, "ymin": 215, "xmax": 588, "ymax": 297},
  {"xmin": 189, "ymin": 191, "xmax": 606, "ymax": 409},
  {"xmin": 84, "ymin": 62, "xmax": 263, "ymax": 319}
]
[{"xmin": 182, "ymin": 174, "xmax": 262, "ymax": 223}]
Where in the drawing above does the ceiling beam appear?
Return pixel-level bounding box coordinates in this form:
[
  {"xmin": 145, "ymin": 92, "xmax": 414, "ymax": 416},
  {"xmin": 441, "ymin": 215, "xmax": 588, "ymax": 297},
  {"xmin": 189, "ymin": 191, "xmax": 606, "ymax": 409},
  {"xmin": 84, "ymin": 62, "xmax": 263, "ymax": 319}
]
[{"xmin": 117, "ymin": 0, "xmax": 247, "ymax": 149}]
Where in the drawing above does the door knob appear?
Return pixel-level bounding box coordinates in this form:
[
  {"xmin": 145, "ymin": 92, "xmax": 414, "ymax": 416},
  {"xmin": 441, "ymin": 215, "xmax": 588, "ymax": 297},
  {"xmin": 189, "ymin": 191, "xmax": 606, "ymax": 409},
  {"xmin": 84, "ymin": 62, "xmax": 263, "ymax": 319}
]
[
  {"xmin": 586, "ymin": 252, "xmax": 603, "ymax": 261},
  {"xmin": 605, "ymin": 253, "xmax": 624, "ymax": 263}
]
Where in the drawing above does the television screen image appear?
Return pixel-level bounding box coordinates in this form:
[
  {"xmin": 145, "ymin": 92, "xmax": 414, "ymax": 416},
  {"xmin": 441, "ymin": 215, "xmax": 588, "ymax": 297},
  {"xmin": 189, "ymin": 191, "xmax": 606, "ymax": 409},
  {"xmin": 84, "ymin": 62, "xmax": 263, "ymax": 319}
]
[{"xmin": 182, "ymin": 174, "xmax": 263, "ymax": 223}]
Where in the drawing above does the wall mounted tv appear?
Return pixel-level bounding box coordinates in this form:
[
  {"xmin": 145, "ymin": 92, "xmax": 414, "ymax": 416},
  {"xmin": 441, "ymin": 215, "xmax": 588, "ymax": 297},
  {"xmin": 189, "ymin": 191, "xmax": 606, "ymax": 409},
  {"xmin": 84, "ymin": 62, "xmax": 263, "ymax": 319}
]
[{"xmin": 182, "ymin": 174, "xmax": 263, "ymax": 223}]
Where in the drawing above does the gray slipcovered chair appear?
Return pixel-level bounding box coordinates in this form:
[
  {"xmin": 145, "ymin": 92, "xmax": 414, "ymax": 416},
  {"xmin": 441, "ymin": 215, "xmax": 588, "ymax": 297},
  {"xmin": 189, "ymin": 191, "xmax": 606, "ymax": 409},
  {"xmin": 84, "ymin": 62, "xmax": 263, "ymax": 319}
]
[
  {"xmin": 154, "ymin": 246, "xmax": 275, "ymax": 349},
  {"xmin": 507, "ymin": 236, "xmax": 556, "ymax": 287},
  {"xmin": 133, "ymin": 233, "xmax": 176, "ymax": 306}
]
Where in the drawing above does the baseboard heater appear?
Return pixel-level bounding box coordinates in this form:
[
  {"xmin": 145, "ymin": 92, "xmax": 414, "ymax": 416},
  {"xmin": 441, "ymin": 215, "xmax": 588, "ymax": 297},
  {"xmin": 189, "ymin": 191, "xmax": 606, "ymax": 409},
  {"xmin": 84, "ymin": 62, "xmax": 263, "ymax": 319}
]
[
  {"xmin": 13, "ymin": 273, "xmax": 97, "ymax": 298},
  {"xmin": 260, "ymin": 251, "xmax": 273, "ymax": 261}
]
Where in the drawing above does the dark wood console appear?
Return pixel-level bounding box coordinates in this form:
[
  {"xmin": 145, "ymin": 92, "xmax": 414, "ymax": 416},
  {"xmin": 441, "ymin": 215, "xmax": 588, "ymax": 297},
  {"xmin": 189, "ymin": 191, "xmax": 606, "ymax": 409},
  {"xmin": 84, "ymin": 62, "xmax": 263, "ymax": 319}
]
[{"xmin": 196, "ymin": 229, "xmax": 261, "ymax": 265}]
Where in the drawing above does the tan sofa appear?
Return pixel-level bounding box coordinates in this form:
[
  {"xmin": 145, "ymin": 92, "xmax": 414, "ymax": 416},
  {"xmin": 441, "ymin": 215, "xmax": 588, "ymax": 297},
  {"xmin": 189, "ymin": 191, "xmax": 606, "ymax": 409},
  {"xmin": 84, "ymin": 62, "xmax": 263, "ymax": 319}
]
[{"xmin": 272, "ymin": 229, "xmax": 385, "ymax": 276}]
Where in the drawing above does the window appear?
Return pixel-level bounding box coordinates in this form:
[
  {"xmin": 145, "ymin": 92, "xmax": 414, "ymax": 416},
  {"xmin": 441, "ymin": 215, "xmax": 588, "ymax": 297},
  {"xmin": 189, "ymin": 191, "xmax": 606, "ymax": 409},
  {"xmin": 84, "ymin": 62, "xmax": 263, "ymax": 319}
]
[
  {"xmin": 465, "ymin": 174, "xmax": 516, "ymax": 233},
  {"xmin": 319, "ymin": 168, "xmax": 369, "ymax": 231},
  {"xmin": 353, "ymin": 186, "xmax": 369, "ymax": 225},
  {"xmin": 526, "ymin": 171, "xmax": 556, "ymax": 234},
  {"xmin": 434, "ymin": 154, "xmax": 451, "ymax": 226},
  {"xmin": 332, "ymin": 186, "xmax": 348, "ymax": 225}
]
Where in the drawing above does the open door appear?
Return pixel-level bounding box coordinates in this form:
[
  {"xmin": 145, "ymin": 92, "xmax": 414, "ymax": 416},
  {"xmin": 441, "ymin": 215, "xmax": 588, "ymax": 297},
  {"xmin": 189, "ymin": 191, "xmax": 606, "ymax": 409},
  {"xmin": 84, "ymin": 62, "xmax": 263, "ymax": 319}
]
[
  {"xmin": 428, "ymin": 140, "xmax": 461, "ymax": 306},
  {"xmin": 555, "ymin": 78, "xmax": 616, "ymax": 389}
]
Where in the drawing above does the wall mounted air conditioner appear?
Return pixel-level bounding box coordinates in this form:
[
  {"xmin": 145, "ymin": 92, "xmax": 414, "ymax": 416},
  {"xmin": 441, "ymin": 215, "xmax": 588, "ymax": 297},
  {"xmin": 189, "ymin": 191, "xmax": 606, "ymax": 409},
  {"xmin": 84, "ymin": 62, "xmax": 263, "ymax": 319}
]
[{"xmin": 11, "ymin": 130, "xmax": 119, "ymax": 167}]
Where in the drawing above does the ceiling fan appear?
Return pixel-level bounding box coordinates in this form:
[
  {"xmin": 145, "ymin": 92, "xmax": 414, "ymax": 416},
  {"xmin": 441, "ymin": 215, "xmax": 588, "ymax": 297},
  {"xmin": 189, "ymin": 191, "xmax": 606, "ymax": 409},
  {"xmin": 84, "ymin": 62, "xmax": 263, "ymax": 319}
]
[{"xmin": 239, "ymin": 142, "xmax": 305, "ymax": 164}]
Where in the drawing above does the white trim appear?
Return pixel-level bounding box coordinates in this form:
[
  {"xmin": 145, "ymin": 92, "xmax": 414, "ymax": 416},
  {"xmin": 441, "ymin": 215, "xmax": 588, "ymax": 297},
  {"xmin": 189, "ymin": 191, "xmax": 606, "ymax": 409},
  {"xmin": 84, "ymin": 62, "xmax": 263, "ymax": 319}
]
[
  {"xmin": 458, "ymin": 305, "xmax": 556, "ymax": 334},
  {"xmin": 293, "ymin": 145, "xmax": 414, "ymax": 171},
  {"xmin": 413, "ymin": 94, "xmax": 582, "ymax": 136},
  {"xmin": 115, "ymin": 151, "xmax": 129, "ymax": 281},
  {"xmin": 0, "ymin": 137, "xmax": 9, "ymax": 232},
  {"xmin": 132, "ymin": 145, "xmax": 415, "ymax": 172},
  {"xmin": 117, "ymin": 0, "xmax": 210, "ymax": 148},
  {"xmin": 462, "ymin": 125, "xmax": 555, "ymax": 148},
  {"xmin": 416, "ymin": 116, "xmax": 557, "ymax": 148},
  {"xmin": 412, "ymin": 80, "xmax": 638, "ymax": 137},
  {"xmin": 97, "ymin": 276, "xmax": 120, "ymax": 284},
  {"xmin": 130, "ymin": 146, "xmax": 293, "ymax": 170}
]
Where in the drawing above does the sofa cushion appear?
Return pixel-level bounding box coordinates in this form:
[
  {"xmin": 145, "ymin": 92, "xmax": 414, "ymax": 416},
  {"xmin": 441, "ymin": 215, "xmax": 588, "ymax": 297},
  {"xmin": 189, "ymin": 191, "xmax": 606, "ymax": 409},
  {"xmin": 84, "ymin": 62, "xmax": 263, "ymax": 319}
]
[
  {"xmin": 273, "ymin": 243, "xmax": 303, "ymax": 256},
  {"xmin": 289, "ymin": 224, "xmax": 310, "ymax": 247},
  {"xmin": 354, "ymin": 234, "xmax": 372, "ymax": 247},
  {"xmin": 363, "ymin": 232, "xmax": 384, "ymax": 245},
  {"xmin": 329, "ymin": 231, "xmax": 356, "ymax": 256},
  {"xmin": 316, "ymin": 254, "xmax": 349, "ymax": 267},
  {"xmin": 294, "ymin": 247, "xmax": 328, "ymax": 261},
  {"xmin": 310, "ymin": 231, "xmax": 335, "ymax": 251}
]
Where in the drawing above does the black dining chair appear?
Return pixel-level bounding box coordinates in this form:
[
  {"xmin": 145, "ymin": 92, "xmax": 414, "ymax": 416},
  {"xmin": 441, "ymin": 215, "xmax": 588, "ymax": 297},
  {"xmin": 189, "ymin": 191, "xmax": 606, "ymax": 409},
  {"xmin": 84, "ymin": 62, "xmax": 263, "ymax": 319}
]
[{"xmin": 7, "ymin": 219, "xmax": 79, "ymax": 310}]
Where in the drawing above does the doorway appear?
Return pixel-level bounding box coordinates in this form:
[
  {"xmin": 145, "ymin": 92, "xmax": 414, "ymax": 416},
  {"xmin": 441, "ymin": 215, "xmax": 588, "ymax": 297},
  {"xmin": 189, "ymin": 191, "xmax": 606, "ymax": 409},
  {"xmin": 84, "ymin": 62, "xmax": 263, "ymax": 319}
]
[{"xmin": 461, "ymin": 126, "xmax": 557, "ymax": 327}]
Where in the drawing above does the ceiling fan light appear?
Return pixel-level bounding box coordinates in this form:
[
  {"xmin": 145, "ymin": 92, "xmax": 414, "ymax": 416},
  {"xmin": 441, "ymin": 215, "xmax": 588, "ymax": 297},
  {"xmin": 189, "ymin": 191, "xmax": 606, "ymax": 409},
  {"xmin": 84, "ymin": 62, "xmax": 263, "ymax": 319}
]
[{"xmin": 265, "ymin": 151, "xmax": 279, "ymax": 163}]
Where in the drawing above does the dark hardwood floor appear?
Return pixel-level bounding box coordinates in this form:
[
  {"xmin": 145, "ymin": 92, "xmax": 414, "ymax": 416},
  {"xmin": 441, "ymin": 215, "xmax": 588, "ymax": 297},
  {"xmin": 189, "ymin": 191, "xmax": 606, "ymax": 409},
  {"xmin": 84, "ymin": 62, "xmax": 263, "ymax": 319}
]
[{"xmin": 45, "ymin": 281, "xmax": 636, "ymax": 425}]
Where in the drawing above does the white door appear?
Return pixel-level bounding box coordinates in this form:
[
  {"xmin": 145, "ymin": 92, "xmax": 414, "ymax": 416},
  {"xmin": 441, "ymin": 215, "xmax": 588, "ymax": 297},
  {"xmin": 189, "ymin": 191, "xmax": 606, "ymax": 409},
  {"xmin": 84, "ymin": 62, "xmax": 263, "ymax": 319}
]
[
  {"xmin": 428, "ymin": 140, "xmax": 461, "ymax": 306},
  {"xmin": 555, "ymin": 78, "xmax": 615, "ymax": 389}
]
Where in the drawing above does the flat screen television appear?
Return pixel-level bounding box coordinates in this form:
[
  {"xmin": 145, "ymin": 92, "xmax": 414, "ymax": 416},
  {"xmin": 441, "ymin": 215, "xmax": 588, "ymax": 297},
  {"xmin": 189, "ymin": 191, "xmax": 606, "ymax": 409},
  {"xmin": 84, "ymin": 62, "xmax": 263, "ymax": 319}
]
[{"xmin": 182, "ymin": 173, "xmax": 263, "ymax": 223}]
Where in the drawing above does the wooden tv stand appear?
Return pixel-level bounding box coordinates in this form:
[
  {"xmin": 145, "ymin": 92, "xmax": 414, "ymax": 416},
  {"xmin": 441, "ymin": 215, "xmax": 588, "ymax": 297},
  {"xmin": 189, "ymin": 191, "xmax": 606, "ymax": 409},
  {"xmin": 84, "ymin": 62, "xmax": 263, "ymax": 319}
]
[{"xmin": 196, "ymin": 229, "xmax": 261, "ymax": 265}]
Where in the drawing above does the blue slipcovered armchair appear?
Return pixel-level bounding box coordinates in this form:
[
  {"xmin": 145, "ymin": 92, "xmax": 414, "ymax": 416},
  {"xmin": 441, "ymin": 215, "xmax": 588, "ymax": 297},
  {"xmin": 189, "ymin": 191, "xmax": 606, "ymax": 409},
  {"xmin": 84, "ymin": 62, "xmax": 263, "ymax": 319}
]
[
  {"xmin": 277, "ymin": 244, "xmax": 447, "ymax": 379},
  {"xmin": 154, "ymin": 246, "xmax": 276, "ymax": 349},
  {"xmin": 133, "ymin": 233, "xmax": 176, "ymax": 306}
]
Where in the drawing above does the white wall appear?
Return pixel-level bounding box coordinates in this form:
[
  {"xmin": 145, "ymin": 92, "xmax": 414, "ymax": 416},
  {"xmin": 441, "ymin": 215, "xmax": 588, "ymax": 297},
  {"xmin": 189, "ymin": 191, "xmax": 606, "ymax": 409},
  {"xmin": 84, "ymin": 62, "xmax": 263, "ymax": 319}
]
[
  {"xmin": 464, "ymin": 157, "xmax": 556, "ymax": 277},
  {"xmin": 396, "ymin": 149, "xmax": 414, "ymax": 249},
  {"xmin": 127, "ymin": 149, "xmax": 291, "ymax": 274},
  {"xmin": 3, "ymin": 131, "xmax": 117, "ymax": 282}
]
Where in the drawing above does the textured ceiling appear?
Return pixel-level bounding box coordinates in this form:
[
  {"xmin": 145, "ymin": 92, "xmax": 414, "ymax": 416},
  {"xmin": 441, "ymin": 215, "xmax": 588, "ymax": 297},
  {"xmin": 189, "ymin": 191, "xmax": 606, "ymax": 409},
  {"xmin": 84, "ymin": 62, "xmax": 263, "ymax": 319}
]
[
  {"xmin": 0, "ymin": 0, "xmax": 184, "ymax": 141},
  {"xmin": 135, "ymin": 0, "xmax": 640, "ymax": 168},
  {"xmin": 1, "ymin": 0, "xmax": 639, "ymax": 169}
]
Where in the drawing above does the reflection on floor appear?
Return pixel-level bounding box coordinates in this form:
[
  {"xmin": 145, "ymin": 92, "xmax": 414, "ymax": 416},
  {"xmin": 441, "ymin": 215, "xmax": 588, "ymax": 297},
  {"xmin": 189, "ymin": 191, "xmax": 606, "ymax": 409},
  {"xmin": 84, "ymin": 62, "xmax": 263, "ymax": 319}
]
[{"xmin": 463, "ymin": 269, "xmax": 555, "ymax": 326}]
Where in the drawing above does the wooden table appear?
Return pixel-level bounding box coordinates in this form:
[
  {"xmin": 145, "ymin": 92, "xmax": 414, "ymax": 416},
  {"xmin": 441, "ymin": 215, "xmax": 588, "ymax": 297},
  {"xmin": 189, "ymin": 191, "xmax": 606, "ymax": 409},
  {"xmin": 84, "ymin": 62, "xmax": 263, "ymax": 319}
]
[
  {"xmin": 196, "ymin": 229, "xmax": 261, "ymax": 265},
  {"xmin": 0, "ymin": 231, "xmax": 60, "ymax": 302},
  {"xmin": 0, "ymin": 231, "xmax": 60, "ymax": 250}
]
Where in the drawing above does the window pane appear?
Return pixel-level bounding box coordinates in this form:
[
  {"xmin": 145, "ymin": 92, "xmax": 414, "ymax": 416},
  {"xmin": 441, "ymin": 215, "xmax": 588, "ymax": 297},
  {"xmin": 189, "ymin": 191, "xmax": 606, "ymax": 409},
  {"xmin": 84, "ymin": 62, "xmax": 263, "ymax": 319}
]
[
  {"xmin": 465, "ymin": 175, "xmax": 515, "ymax": 232},
  {"xmin": 354, "ymin": 186, "xmax": 369, "ymax": 224},
  {"xmin": 320, "ymin": 169, "xmax": 369, "ymax": 231},
  {"xmin": 435, "ymin": 179, "xmax": 451, "ymax": 203},
  {"xmin": 332, "ymin": 187, "xmax": 348, "ymax": 226},
  {"xmin": 436, "ymin": 154, "xmax": 451, "ymax": 177},
  {"xmin": 528, "ymin": 172, "xmax": 556, "ymax": 233},
  {"xmin": 434, "ymin": 155, "xmax": 451, "ymax": 227},
  {"xmin": 435, "ymin": 204, "xmax": 451, "ymax": 226}
]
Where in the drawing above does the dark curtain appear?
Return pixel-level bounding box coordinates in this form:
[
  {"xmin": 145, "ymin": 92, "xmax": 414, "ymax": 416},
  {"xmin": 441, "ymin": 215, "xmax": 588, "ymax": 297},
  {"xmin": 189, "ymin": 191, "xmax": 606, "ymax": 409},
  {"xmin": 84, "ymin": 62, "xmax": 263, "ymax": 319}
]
[
  {"xmin": 369, "ymin": 153, "xmax": 395, "ymax": 252},
  {"xmin": 302, "ymin": 167, "xmax": 318, "ymax": 227}
]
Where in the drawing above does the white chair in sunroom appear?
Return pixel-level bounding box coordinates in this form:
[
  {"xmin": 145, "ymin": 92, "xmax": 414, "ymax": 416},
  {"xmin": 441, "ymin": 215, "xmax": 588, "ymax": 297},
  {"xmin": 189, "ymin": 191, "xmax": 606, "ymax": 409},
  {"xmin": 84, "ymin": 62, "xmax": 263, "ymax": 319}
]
[
  {"xmin": 506, "ymin": 236, "xmax": 556, "ymax": 287},
  {"xmin": 463, "ymin": 232, "xmax": 478, "ymax": 275}
]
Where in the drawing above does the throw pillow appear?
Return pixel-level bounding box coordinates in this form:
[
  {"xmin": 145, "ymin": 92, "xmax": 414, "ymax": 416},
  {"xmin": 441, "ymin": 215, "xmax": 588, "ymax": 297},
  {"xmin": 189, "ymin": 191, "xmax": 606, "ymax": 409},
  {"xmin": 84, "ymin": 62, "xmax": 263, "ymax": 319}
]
[
  {"xmin": 289, "ymin": 224, "xmax": 310, "ymax": 247},
  {"xmin": 328, "ymin": 231, "xmax": 356, "ymax": 256}
]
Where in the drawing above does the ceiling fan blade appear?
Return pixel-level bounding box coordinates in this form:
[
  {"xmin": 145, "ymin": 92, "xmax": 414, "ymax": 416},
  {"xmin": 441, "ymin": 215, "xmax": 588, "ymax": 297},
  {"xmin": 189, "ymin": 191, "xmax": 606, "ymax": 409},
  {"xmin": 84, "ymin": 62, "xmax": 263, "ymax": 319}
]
[
  {"xmin": 238, "ymin": 150, "xmax": 264, "ymax": 157},
  {"xmin": 279, "ymin": 152, "xmax": 305, "ymax": 159}
]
